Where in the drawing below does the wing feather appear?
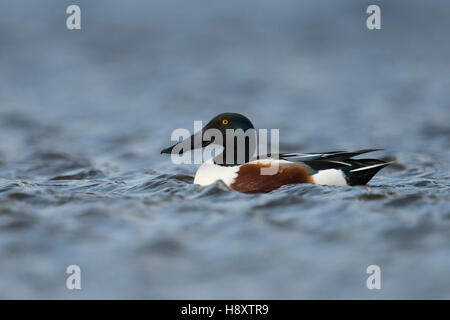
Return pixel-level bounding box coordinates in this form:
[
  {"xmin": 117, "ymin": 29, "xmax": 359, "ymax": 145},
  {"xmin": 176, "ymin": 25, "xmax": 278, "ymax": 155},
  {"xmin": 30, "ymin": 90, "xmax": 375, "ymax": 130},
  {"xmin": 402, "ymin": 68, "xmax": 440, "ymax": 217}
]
[{"xmin": 280, "ymin": 149, "xmax": 383, "ymax": 162}]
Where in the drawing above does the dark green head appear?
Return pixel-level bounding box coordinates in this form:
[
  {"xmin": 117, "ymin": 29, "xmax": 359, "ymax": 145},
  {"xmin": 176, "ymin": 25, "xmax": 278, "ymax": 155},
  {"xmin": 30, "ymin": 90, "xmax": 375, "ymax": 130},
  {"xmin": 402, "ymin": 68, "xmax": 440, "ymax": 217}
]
[{"xmin": 202, "ymin": 113, "xmax": 255, "ymax": 136}]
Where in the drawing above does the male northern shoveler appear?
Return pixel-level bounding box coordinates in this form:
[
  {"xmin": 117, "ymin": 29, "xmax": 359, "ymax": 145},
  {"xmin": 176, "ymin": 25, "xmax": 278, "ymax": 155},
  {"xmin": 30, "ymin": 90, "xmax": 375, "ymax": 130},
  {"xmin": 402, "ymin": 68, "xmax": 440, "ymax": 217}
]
[{"xmin": 161, "ymin": 113, "xmax": 392, "ymax": 193}]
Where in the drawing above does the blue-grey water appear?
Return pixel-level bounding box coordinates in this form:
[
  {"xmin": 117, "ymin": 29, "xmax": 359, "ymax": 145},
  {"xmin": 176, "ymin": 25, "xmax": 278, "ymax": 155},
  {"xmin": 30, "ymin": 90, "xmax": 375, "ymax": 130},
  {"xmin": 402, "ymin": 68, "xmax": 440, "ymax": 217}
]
[{"xmin": 0, "ymin": 0, "xmax": 449, "ymax": 299}]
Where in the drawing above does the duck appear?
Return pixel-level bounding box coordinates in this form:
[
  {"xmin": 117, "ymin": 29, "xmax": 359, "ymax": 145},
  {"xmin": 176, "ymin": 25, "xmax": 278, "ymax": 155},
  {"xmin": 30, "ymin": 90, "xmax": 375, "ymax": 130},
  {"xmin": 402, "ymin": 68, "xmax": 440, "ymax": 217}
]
[{"xmin": 161, "ymin": 113, "xmax": 392, "ymax": 193}]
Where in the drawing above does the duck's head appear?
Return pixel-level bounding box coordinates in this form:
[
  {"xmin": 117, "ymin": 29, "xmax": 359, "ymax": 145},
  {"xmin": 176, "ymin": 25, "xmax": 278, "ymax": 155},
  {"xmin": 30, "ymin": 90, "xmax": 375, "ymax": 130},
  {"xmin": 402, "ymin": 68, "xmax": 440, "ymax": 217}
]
[{"xmin": 161, "ymin": 113, "xmax": 256, "ymax": 164}]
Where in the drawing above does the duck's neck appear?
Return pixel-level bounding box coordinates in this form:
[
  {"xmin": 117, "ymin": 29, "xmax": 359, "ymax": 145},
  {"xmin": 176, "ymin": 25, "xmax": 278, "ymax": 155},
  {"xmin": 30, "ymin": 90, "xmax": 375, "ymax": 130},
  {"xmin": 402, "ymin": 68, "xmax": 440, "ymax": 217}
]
[{"xmin": 212, "ymin": 141, "xmax": 256, "ymax": 167}]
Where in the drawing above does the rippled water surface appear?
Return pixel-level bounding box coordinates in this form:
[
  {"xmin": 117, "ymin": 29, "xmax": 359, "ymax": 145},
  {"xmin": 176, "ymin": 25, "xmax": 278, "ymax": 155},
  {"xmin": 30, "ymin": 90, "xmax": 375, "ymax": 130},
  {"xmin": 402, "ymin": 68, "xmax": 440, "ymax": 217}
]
[{"xmin": 0, "ymin": 0, "xmax": 449, "ymax": 298}]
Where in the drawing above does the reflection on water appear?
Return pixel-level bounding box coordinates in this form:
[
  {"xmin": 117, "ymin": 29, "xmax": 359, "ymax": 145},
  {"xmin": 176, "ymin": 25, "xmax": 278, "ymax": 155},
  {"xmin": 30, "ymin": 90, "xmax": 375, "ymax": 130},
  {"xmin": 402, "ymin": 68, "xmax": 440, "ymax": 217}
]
[{"xmin": 0, "ymin": 0, "xmax": 449, "ymax": 298}]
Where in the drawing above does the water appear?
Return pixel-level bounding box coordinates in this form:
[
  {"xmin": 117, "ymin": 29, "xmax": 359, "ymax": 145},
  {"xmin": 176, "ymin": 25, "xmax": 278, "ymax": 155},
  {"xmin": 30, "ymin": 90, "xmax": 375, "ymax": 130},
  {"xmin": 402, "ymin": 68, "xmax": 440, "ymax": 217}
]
[{"xmin": 0, "ymin": 0, "xmax": 449, "ymax": 299}]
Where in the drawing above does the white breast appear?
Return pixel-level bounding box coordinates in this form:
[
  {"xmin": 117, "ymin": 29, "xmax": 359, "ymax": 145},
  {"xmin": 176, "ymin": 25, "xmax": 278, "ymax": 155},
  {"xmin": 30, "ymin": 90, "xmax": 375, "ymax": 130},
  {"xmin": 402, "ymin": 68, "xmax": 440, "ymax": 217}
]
[
  {"xmin": 312, "ymin": 169, "xmax": 348, "ymax": 186},
  {"xmin": 193, "ymin": 159, "xmax": 240, "ymax": 187}
]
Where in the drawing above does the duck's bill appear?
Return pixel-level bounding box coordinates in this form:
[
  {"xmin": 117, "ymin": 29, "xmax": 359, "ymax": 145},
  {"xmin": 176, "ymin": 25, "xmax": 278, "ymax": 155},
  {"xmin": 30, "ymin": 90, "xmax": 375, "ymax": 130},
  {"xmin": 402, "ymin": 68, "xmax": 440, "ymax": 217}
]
[{"xmin": 160, "ymin": 131, "xmax": 213, "ymax": 155}]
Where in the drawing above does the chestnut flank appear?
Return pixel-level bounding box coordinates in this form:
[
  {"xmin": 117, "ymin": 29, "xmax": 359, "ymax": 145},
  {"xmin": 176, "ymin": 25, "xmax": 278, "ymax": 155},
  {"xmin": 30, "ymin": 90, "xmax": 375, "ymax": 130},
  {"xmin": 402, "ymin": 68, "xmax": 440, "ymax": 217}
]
[{"xmin": 230, "ymin": 162, "xmax": 314, "ymax": 193}]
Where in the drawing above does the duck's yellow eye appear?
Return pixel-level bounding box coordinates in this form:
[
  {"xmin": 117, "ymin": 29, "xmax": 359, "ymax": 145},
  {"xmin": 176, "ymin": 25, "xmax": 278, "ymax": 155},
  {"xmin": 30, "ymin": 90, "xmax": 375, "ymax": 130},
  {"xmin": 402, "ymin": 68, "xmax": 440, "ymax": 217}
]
[{"xmin": 222, "ymin": 119, "xmax": 229, "ymax": 125}]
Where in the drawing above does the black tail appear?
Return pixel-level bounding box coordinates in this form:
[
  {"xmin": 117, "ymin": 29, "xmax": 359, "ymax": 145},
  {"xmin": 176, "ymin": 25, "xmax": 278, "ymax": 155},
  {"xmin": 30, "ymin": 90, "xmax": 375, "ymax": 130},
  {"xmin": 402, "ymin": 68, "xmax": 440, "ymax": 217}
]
[{"xmin": 341, "ymin": 159, "xmax": 392, "ymax": 185}]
